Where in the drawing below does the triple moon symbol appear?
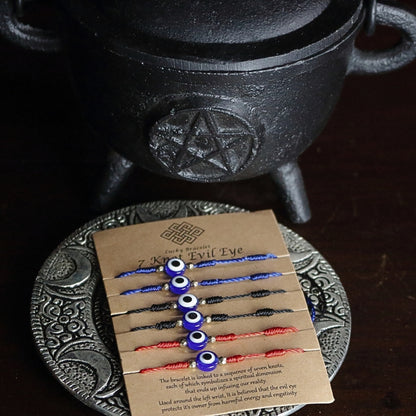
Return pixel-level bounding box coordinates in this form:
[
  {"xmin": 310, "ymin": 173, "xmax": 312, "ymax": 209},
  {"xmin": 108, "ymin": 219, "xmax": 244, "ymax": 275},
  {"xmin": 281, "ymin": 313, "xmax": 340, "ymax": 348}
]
[{"xmin": 149, "ymin": 109, "xmax": 259, "ymax": 181}]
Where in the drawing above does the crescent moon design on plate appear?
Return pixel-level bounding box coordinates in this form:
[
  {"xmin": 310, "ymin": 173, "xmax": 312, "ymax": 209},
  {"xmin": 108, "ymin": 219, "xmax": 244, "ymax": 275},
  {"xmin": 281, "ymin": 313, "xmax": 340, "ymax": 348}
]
[
  {"xmin": 313, "ymin": 312, "xmax": 346, "ymax": 337},
  {"xmin": 47, "ymin": 248, "xmax": 92, "ymax": 288},
  {"xmin": 136, "ymin": 204, "xmax": 189, "ymax": 223},
  {"xmin": 60, "ymin": 350, "xmax": 112, "ymax": 396}
]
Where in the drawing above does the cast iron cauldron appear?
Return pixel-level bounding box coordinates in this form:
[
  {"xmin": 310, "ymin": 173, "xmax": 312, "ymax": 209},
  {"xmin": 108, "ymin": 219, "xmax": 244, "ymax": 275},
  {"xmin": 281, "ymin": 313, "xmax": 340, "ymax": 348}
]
[{"xmin": 1, "ymin": 0, "xmax": 416, "ymax": 223}]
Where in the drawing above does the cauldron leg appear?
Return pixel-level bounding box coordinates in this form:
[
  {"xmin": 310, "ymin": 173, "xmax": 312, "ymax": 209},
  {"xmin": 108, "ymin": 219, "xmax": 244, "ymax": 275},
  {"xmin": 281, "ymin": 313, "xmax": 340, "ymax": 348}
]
[
  {"xmin": 91, "ymin": 149, "xmax": 135, "ymax": 212},
  {"xmin": 270, "ymin": 161, "xmax": 311, "ymax": 223}
]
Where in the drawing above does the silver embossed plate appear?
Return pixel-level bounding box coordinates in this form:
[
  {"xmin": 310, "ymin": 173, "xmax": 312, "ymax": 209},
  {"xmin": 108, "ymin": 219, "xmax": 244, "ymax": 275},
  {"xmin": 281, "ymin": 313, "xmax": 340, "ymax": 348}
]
[{"xmin": 30, "ymin": 201, "xmax": 351, "ymax": 416}]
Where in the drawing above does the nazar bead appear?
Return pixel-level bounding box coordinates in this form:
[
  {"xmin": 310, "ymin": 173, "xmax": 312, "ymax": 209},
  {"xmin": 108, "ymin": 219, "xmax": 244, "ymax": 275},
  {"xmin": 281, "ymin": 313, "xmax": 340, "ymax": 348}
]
[
  {"xmin": 186, "ymin": 331, "xmax": 209, "ymax": 351},
  {"xmin": 164, "ymin": 258, "xmax": 186, "ymax": 277},
  {"xmin": 182, "ymin": 310, "xmax": 204, "ymax": 331},
  {"xmin": 169, "ymin": 276, "xmax": 191, "ymax": 295},
  {"xmin": 196, "ymin": 351, "xmax": 219, "ymax": 372},
  {"xmin": 177, "ymin": 293, "xmax": 199, "ymax": 313}
]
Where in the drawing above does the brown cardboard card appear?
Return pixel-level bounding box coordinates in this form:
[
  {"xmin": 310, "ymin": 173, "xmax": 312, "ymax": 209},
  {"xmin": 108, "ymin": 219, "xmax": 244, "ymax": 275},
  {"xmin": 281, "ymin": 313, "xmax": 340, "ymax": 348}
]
[{"xmin": 93, "ymin": 210, "xmax": 334, "ymax": 416}]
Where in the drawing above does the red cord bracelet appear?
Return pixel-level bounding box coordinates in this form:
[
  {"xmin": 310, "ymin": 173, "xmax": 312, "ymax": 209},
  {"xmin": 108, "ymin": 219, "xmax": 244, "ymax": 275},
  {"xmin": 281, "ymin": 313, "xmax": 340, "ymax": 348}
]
[
  {"xmin": 139, "ymin": 348, "xmax": 304, "ymax": 374},
  {"xmin": 135, "ymin": 326, "xmax": 298, "ymax": 352}
]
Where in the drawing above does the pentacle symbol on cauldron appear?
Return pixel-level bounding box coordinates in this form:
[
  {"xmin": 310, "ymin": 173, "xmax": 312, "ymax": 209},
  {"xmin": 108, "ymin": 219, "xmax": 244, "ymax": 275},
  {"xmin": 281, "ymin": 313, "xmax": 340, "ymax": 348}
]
[{"xmin": 149, "ymin": 109, "xmax": 259, "ymax": 181}]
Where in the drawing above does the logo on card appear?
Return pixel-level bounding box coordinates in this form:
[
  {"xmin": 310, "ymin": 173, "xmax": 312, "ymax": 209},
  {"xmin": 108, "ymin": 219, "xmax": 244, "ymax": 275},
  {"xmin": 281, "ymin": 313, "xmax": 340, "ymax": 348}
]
[{"xmin": 160, "ymin": 222, "xmax": 205, "ymax": 245}]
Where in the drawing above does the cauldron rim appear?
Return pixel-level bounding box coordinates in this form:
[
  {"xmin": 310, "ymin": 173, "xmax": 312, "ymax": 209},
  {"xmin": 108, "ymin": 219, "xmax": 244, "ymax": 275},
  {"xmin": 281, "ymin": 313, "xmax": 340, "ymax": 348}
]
[
  {"xmin": 106, "ymin": 12, "xmax": 364, "ymax": 72},
  {"xmin": 61, "ymin": 0, "xmax": 363, "ymax": 67}
]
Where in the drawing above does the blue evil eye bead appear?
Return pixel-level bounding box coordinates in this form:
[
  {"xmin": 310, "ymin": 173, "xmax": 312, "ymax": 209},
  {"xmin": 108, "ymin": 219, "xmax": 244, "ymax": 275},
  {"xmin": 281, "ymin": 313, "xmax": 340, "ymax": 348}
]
[
  {"xmin": 196, "ymin": 351, "xmax": 219, "ymax": 372},
  {"xmin": 186, "ymin": 331, "xmax": 209, "ymax": 351},
  {"xmin": 169, "ymin": 276, "xmax": 191, "ymax": 295},
  {"xmin": 177, "ymin": 294, "xmax": 199, "ymax": 313},
  {"xmin": 165, "ymin": 258, "xmax": 186, "ymax": 277},
  {"xmin": 183, "ymin": 311, "xmax": 204, "ymax": 331}
]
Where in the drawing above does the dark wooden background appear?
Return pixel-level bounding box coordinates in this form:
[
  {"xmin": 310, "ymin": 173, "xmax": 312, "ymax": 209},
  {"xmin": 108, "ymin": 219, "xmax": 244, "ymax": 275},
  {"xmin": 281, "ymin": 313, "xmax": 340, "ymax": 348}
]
[{"xmin": 1, "ymin": 4, "xmax": 415, "ymax": 415}]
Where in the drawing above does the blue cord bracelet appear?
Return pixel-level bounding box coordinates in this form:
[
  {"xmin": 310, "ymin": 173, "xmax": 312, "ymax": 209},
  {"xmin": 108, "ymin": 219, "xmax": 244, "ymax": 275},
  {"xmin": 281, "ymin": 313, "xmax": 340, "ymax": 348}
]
[
  {"xmin": 115, "ymin": 253, "xmax": 278, "ymax": 279},
  {"xmin": 120, "ymin": 272, "xmax": 283, "ymax": 296},
  {"xmin": 193, "ymin": 253, "xmax": 277, "ymax": 269},
  {"xmin": 305, "ymin": 296, "xmax": 316, "ymax": 322}
]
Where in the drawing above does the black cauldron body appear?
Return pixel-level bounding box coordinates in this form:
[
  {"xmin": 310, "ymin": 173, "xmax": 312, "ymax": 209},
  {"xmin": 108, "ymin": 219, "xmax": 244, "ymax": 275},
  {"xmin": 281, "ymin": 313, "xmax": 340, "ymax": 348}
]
[{"xmin": 1, "ymin": 0, "xmax": 416, "ymax": 222}]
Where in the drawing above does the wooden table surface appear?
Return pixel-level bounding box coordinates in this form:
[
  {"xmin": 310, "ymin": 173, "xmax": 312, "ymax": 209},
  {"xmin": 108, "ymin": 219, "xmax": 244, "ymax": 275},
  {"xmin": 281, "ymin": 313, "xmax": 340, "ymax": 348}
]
[{"xmin": 1, "ymin": 7, "xmax": 415, "ymax": 416}]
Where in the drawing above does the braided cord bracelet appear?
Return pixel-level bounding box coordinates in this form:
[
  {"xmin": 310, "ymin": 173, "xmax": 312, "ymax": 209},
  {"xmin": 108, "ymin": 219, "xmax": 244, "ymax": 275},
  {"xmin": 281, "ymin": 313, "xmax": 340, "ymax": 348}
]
[
  {"xmin": 139, "ymin": 348, "xmax": 304, "ymax": 374},
  {"xmin": 135, "ymin": 326, "xmax": 298, "ymax": 352},
  {"xmin": 127, "ymin": 288, "xmax": 287, "ymax": 315},
  {"xmin": 129, "ymin": 307, "xmax": 293, "ymax": 332},
  {"xmin": 121, "ymin": 272, "xmax": 283, "ymax": 296},
  {"xmin": 115, "ymin": 253, "xmax": 277, "ymax": 279},
  {"xmin": 306, "ymin": 296, "xmax": 316, "ymax": 323}
]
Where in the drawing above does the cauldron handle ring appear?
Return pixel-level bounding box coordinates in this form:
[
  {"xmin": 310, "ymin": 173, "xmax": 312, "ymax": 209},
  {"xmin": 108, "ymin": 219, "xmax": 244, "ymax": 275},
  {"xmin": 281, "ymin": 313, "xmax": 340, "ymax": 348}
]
[
  {"xmin": 348, "ymin": 1, "xmax": 416, "ymax": 75},
  {"xmin": 0, "ymin": 0, "xmax": 61, "ymax": 52}
]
